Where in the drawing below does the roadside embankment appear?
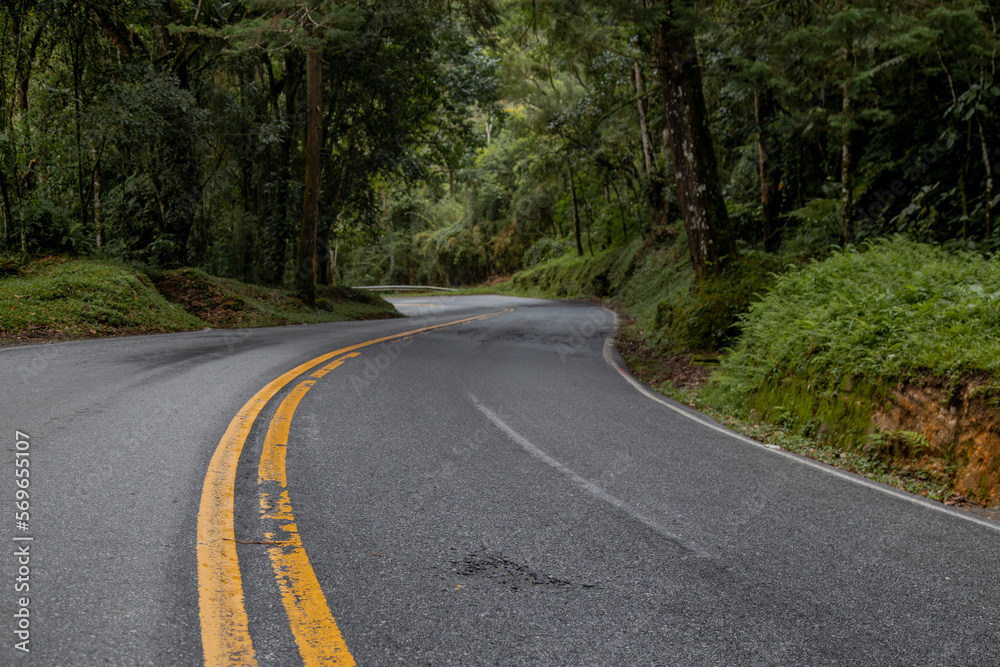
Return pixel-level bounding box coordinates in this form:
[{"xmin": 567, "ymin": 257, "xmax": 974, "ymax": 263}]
[
  {"xmin": 0, "ymin": 256, "xmax": 400, "ymax": 345},
  {"xmin": 704, "ymin": 238, "xmax": 1000, "ymax": 506}
]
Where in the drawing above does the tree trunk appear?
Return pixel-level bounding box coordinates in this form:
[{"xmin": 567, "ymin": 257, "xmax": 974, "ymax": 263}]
[
  {"xmin": 317, "ymin": 236, "xmax": 330, "ymax": 285},
  {"xmin": 269, "ymin": 52, "xmax": 301, "ymax": 285},
  {"xmin": 634, "ymin": 60, "xmax": 669, "ymax": 230},
  {"xmin": 382, "ymin": 190, "xmax": 395, "ymax": 279},
  {"xmin": 841, "ymin": 80, "xmax": 856, "ymax": 244},
  {"xmin": 978, "ymin": 115, "xmax": 994, "ymax": 239},
  {"xmin": 612, "ymin": 180, "xmax": 629, "ymax": 241},
  {"xmin": 19, "ymin": 196, "xmax": 26, "ymax": 254},
  {"xmin": 652, "ymin": 1, "xmax": 733, "ymax": 278},
  {"xmin": 635, "ymin": 62, "xmax": 654, "ymax": 178},
  {"xmin": 959, "ymin": 120, "xmax": 972, "ymax": 234},
  {"xmin": 297, "ymin": 46, "xmax": 322, "ymax": 307},
  {"xmin": 582, "ymin": 193, "xmax": 595, "ymax": 256},
  {"xmin": 93, "ymin": 146, "xmax": 102, "ymax": 249},
  {"xmin": 755, "ymin": 90, "xmax": 781, "ymax": 251},
  {"xmin": 329, "ymin": 238, "xmax": 338, "ymax": 286},
  {"xmin": 569, "ymin": 169, "xmax": 583, "ymax": 256},
  {"xmin": 71, "ymin": 36, "xmax": 90, "ymax": 233},
  {"xmin": 0, "ymin": 172, "xmax": 12, "ymax": 247}
]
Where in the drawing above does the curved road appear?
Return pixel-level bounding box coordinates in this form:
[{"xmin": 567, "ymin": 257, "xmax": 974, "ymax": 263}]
[{"xmin": 1, "ymin": 295, "xmax": 999, "ymax": 665}]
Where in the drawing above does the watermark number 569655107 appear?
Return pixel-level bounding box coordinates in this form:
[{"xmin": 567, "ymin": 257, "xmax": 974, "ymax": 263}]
[{"xmin": 13, "ymin": 431, "xmax": 32, "ymax": 654}]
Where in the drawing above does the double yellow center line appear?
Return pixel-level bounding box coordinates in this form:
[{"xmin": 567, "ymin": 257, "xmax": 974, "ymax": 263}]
[{"xmin": 197, "ymin": 309, "xmax": 512, "ymax": 666}]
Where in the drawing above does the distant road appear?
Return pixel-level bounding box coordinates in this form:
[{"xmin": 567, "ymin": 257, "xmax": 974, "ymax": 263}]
[
  {"xmin": 351, "ymin": 284, "xmax": 459, "ymax": 291},
  {"xmin": 1, "ymin": 295, "xmax": 998, "ymax": 665}
]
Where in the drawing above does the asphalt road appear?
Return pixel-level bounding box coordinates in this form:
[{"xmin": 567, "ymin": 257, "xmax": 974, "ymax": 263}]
[{"xmin": 1, "ymin": 295, "xmax": 999, "ymax": 665}]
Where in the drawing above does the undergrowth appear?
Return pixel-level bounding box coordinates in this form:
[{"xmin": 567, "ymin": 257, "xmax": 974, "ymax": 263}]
[
  {"xmin": 0, "ymin": 257, "xmax": 400, "ymax": 344},
  {"xmin": 706, "ymin": 237, "xmax": 1000, "ymax": 436},
  {"xmin": 0, "ymin": 257, "xmax": 203, "ymax": 338},
  {"xmin": 155, "ymin": 268, "xmax": 398, "ymax": 328}
]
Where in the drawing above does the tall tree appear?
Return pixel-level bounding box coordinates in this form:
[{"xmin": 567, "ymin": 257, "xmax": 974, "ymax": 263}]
[
  {"xmin": 652, "ymin": 0, "xmax": 733, "ymax": 277},
  {"xmin": 299, "ymin": 43, "xmax": 322, "ymax": 304},
  {"xmin": 633, "ymin": 57, "xmax": 669, "ymax": 230},
  {"xmin": 228, "ymin": 0, "xmax": 361, "ymax": 303}
]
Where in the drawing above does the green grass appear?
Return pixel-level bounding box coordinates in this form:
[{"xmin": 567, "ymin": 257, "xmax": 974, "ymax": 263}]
[
  {"xmin": 693, "ymin": 236, "xmax": 1000, "ymax": 508},
  {"xmin": 459, "ymin": 244, "xmax": 631, "ymax": 299},
  {"xmin": 0, "ymin": 257, "xmax": 204, "ymax": 338},
  {"xmin": 155, "ymin": 268, "xmax": 399, "ymax": 328},
  {"xmin": 0, "ymin": 257, "xmax": 400, "ymax": 344}
]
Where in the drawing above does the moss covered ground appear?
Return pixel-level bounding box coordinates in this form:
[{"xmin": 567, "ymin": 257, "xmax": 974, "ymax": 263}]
[{"xmin": 0, "ymin": 256, "xmax": 399, "ymax": 345}]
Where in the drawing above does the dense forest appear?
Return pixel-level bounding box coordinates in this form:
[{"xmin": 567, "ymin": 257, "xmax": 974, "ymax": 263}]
[
  {"xmin": 3, "ymin": 0, "xmax": 998, "ymax": 295},
  {"xmin": 5, "ymin": 0, "xmax": 1000, "ymax": 502}
]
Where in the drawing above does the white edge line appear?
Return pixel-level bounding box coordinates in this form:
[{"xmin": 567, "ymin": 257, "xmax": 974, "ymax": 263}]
[
  {"xmin": 470, "ymin": 393, "xmax": 710, "ymax": 558},
  {"xmin": 600, "ymin": 308, "xmax": 1000, "ymax": 535}
]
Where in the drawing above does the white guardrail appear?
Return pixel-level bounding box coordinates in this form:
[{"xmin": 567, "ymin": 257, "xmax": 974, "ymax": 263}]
[{"xmin": 351, "ymin": 285, "xmax": 459, "ymax": 292}]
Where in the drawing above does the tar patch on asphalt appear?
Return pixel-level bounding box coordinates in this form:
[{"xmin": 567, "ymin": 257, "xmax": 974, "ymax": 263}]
[{"xmin": 450, "ymin": 552, "xmax": 597, "ymax": 591}]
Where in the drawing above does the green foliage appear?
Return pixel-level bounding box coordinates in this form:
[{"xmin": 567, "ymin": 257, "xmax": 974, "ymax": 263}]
[
  {"xmin": 703, "ymin": 0, "xmax": 1000, "ymax": 250},
  {"xmin": 0, "ymin": 258, "xmax": 205, "ymax": 337},
  {"xmin": 522, "ymin": 237, "xmax": 573, "ymax": 267},
  {"xmin": 0, "ymin": 0, "xmax": 503, "ymax": 288},
  {"xmin": 506, "ymin": 246, "xmax": 620, "ymax": 298},
  {"xmin": 707, "ymin": 237, "xmax": 1000, "ymax": 427},
  {"xmin": 864, "ymin": 430, "xmax": 933, "ymax": 461},
  {"xmin": 0, "ymin": 257, "xmax": 399, "ymax": 342},
  {"xmin": 661, "ymin": 253, "xmax": 781, "ymax": 352},
  {"xmin": 155, "ymin": 267, "xmax": 399, "ymax": 327}
]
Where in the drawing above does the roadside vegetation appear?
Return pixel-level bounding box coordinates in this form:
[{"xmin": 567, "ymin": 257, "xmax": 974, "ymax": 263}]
[
  {"xmin": 702, "ymin": 237, "xmax": 1000, "ymax": 507},
  {"xmin": 0, "ymin": 256, "xmax": 202, "ymax": 341},
  {"xmin": 152, "ymin": 268, "xmax": 399, "ymax": 328},
  {"xmin": 0, "ymin": 256, "xmax": 398, "ymax": 344},
  {"xmin": 705, "ymin": 238, "xmax": 1000, "ymax": 421}
]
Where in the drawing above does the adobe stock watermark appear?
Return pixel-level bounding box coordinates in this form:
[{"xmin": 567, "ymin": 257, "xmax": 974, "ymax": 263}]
[
  {"xmin": 451, "ymin": 402, "xmax": 518, "ymax": 459},
  {"xmin": 856, "ymin": 130, "xmax": 952, "ymax": 224},
  {"xmin": 14, "ymin": 344, "xmax": 62, "ymax": 385},
  {"xmin": 346, "ymin": 298, "xmax": 460, "ymax": 395},
  {"xmin": 12, "ymin": 430, "xmax": 33, "ymax": 654},
  {"xmin": 215, "ymin": 326, "xmax": 252, "ymax": 354},
  {"xmin": 59, "ymin": 391, "xmax": 184, "ymax": 511},
  {"xmin": 9, "ymin": 321, "xmax": 252, "ymax": 388},
  {"xmin": 348, "ymin": 338, "xmax": 413, "ymax": 395},
  {"xmin": 554, "ymin": 309, "xmax": 614, "ymax": 363}
]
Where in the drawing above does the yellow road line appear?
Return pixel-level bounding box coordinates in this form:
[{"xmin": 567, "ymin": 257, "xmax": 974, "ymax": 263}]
[
  {"xmin": 259, "ymin": 381, "xmax": 354, "ymax": 665},
  {"xmin": 197, "ymin": 308, "xmax": 512, "ymax": 665},
  {"xmin": 258, "ymin": 380, "xmax": 313, "ymax": 486},
  {"xmin": 310, "ymin": 352, "xmax": 360, "ymax": 379}
]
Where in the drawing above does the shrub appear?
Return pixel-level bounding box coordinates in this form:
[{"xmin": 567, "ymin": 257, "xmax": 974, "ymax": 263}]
[
  {"xmin": 708, "ymin": 237, "xmax": 1000, "ymax": 415},
  {"xmin": 660, "ymin": 253, "xmax": 780, "ymax": 352}
]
